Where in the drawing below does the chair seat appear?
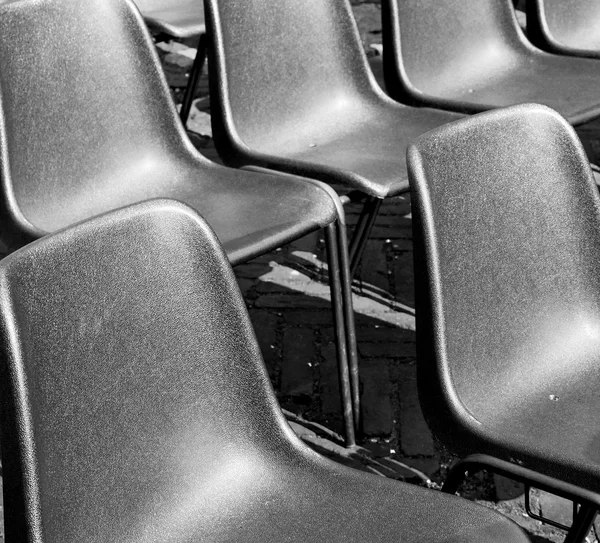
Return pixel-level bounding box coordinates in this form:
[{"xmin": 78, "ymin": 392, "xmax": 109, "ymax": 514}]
[
  {"xmin": 180, "ymin": 166, "xmax": 337, "ymax": 266},
  {"xmin": 18, "ymin": 158, "xmax": 336, "ymax": 266},
  {"xmin": 459, "ymin": 344, "xmax": 600, "ymax": 493},
  {"xmin": 245, "ymin": 101, "xmax": 463, "ymax": 199},
  {"xmin": 421, "ymin": 51, "xmax": 600, "ymax": 124},
  {"xmin": 156, "ymin": 444, "xmax": 530, "ymax": 543},
  {"xmin": 142, "ymin": 2, "xmax": 204, "ymax": 38}
]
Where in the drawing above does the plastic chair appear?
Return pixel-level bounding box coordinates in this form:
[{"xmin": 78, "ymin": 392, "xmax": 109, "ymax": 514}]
[
  {"xmin": 134, "ymin": 0, "xmax": 206, "ymax": 124},
  {"xmin": 204, "ymin": 0, "xmax": 464, "ymax": 277},
  {"xmin": 408, "ymin": 103, "xmax": 600, "ymax": 543},
  {"xmin": 527, "ymin": 0, "xmax": 600, "ymax": 59},
  {"xmin": 380, "ymin": 0, "xmax": 600, "ymax": 125},
  {"xmin": 205, "ymin": 0, "xmax": 466, "ymax": 426},
  {"xmin": 0, "ymin": 199, "xmax": 531, "ymax": 543},
  {"xmin": 0, "ymin": 0, "xmax": 358, "ymax": 445}
]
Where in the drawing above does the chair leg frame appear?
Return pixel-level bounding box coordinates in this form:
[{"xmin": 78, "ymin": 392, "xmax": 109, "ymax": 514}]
[
  {"xmin": 334, "ymin": 218, "xmax": 361, "ymax": 436},
  {"xmin": 179, "ymin": 33, "xmax": 208, "ymax": 126},
  {"xmin": 237, "ymin": 168, "xmax": 360, "ymax": 446},
  {"xmin": 348, "ymin": 196, "xmax": 383, "ymax": 278},
  {"xmin": 442, "ymin": 454, "xmax": 600, "ymax": 543},
  {"xmin": 324, "ymin": 222, "xmax": 356, "ymax": 447}
]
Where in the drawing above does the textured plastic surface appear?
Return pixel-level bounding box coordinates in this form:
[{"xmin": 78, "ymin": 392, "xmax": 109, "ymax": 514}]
[
  {"xmin": 409, "ymin": 103, "xmax": 600, "ymax": 494},
  {"xmin": 0, "ymin": 200, "xmax": 530, "ymax": 543},
  {"xmin": 381, "ymin": 0, "xmax": 600, "ymax": 125},
  {"xmin": 204, "ymin": 0, "xmax": 463, "ymax": 200},
  {"xmin": 0, "ymin": 0, "xmax": 335, "ymax": 265},
  {"xmin": 527, "ymin": 0, "xmax": 600, "ymax": 59},
  {"xmin": 134, "ymin": 0, "xmax": 204, "ymax": 38}
]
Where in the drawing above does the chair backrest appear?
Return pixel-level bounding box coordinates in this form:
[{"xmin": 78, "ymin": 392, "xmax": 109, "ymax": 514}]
[
  {"xmin": 408, "ymin": 104, "xmax": 600, "ymax": 455},
  {"xmin": 0, "ymin": 0, "xmax": 201, "ymax": 249},
  {"xmin": 527, "ymin": 0, "xmax": 600, "ymax": 56},
  {"xmin": 204, "ymin": 0, "xmax": 382, "ymax": 160},
  {"xmin": 0, "ymin": 199, "xmax": 290, "ymax": 542},
  {"xmin": 381, "ymin": 0, "xmax": 528, "ymax": 101}
]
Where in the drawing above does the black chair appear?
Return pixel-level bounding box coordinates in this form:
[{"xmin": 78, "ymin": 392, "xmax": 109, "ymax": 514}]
[
  {"xmin": 204, "ymin": 0, "xmax": 466, "ymax": 427},
  {"xmin": 0, "ymin": 0, "xmax": 358, "ymax": 444},
  {"xmin": 134, "ymin": 0, "xmax": 206, "ymax": 124},
  {"xmin": 409, "ymin": 103, "xmax": 600, "ymax": 543},
  {"xmin": 380, "ymin": 0, "xmax": 600, "ymax": 125},
  {"xmin": 527, "ymin": 0, "xmax": 600, "ymax": 59},
  {"xmin": 0, "ymin": 199, "xmax": 531, "ymax": 543},
  {"xmin": 203, "ymin": 0, "xmax": 464, "ymax": 278}
]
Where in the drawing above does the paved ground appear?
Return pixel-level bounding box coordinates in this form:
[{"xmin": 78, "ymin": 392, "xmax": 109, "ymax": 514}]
[{"xmin": 0, "ymin": 3, "xmax": 598, "ymax": 542}]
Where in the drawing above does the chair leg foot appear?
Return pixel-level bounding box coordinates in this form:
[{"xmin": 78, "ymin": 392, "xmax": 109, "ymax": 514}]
[
  {"xmin": 179, "ymin": 33, "xmax": 207, "ymax": 127},
  {"xmin": 348, "ymin": 196, "xmax": 382, "ymax": 277},
  {"xmin": 325, "ymin": 223, "xmax": 356, "ymax": 447}
]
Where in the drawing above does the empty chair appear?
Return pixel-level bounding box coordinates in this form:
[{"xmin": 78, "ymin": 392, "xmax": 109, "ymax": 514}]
[
  {"xmin": 0, "ymin": 199, "xmax": 531, "ymax": 543},
  {"xmin": 204, "ymin": 0, "xmax": 463, "ymax": 276},
  {"xmin": 135, "ymin": 0, "xmax": 206, "ymax": 123},
  {"xmin": 381, "ymin": 0, "xmax": 600, "ymax": 125},
  {"xmin": 0, "ymin": 0, "xmax": 358, "ymax": 444},
  {"xmin": 527, "ymin": 0, "xmax": 600, "ymax": 59},
  {"xmin": 408, "ymin": 104, "xmax": 600, "ymax": 543},
  {"xmin": 204, "ymin": 0, "xmax": 466, "ymax": 425}
]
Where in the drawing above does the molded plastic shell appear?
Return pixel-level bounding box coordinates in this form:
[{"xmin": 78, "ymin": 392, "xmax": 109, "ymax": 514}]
[
  {"xmin": 409, "ymin": 103, "xmax": 600, "ymax": 494},
  {"xmin": 0, "ymin": 200, "xmax": 530, "ymax": 542}
]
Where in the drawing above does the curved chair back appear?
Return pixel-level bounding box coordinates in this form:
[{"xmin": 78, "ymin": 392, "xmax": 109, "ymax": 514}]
[
  {"xmin": 0, "ymin": 200, "xmax": 291, "ymax": 541},
  {"xmin": 527, "ymin": 0, "xmax": 600, "ymax": 58},
  {"xmin": 408, "ymin": 104, "xmax": 600, "ymax": 489},
  {"xmin": 0, "ymin": 0, "xmax": 202, "ymax": 249},
  {"xmin": 205, "ymin": 0, "xmax": 383, "ymax": 161},
  {"xmin": 381, "ymin": 0, "xmax": 525, "ymax": 106}
]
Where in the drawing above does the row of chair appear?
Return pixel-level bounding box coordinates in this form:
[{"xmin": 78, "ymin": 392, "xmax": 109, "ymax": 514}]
[
  {"xmin": 5, "ymin": 105, "xmax": 600, "ymax": 543},
  {"xmin": 0, "ymin": 0, "xmax": 599, "ymax": 541},
  {"xmin": 204, "ymin": 0, "xmax": 600, "ymax": 437},
  {"xmin": 133, "ymin": 0, "xmax": 600, "ymax": 439}
]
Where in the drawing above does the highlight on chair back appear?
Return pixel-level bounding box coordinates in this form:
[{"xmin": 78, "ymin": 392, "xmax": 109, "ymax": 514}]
[
  {"xmin": 380, "ymin": 0, "xmax": 600, "ymax": 125},
  {"xmin": 134, "ymin": 0, "xmax": 207, "ymax": 124},
  {"xmin": 527, "ymin": 0, "xmax": 600, "ymax": 59},
  {"xmin": 0, "ymin": 199, "xmax": 532, "ymax": 543},
  {"xmin": 408, "ymin": 103, "xmax": 600, "ymax": 543},
  {"xmin": 0, "ymin": 0, "xmax": 358, "ymax": 444},
  {"xmin": 204, "ymin": 0, "xmax": 464, "ymax": 279}
]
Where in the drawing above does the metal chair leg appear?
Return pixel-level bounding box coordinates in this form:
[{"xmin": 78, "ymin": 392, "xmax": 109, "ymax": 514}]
[
  {"xmin": 179, "ymin": 33, "xmax": 207, "ymax": 126},
  {"xmin": 443, "ymin": 454, "xmax": 600, "ymax": 543},
  {"xmin": 325, "ymin": 222, "xmax": 356, "ymax": 447},
  {"xmin": 335, "ymin": 218, "xmax": 361, "ymax": 436},
  {"xmin": 441, "ymin": 459, "xmax": 471, "ymax": 495},
  {"xmin": 348, "ymin": 196, "xmax": 382, "ymax": 277},
  {"xmin": 564, "ymin": 504, "xmax": 598, "ymax": 543}
]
